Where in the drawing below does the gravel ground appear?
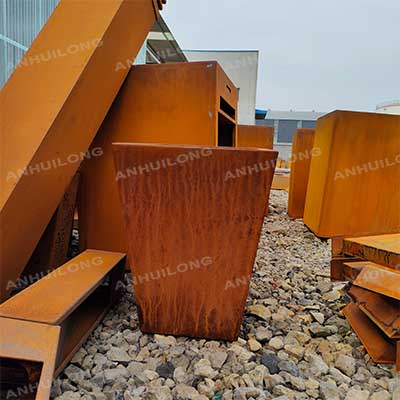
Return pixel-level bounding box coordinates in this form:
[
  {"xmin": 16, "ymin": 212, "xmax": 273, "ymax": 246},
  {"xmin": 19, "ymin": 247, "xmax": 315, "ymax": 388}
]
[{"xmin": 54, "ymin": 191, "xmax": 400, "ymax": 400}]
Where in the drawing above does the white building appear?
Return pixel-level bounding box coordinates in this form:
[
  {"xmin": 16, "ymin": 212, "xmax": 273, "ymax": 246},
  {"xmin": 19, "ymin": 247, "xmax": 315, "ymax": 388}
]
[
  {"xmin": 184, "ymin": 50, "xmax": 259, "ymax": 125},
  {"xmin": 376, "ymin": 100, "xmax": 400, "ymax": 115},
  {"xmin": 256, "ymin": 110, "xmax": 326, "ymax": 164}
]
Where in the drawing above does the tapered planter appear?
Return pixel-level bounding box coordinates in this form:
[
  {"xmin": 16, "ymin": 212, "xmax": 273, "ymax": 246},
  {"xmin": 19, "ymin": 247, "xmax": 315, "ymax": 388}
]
[{"xmin": 113, "ymin": 143, "xmax": 277, "ymax": 341}]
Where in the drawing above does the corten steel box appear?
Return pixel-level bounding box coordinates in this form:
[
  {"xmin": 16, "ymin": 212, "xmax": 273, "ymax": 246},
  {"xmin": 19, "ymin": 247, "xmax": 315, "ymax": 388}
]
[
  {"xmin": 78, "ymin": 62, "xmax": 238, "ymax": 257},
  {"xmin": 287, "ymin": 129, "xmax": 316, "ymax": 219},
  {"xmin": 304, "ymin": 111, "xmax": 400, "ymax": 238},
  {"xmin": 237, "ymin": 125, "xmax": 274, "ymax": 149},
  {"xmin": 112, "ymin": 143, "xmax": 277, "ymax": 340},
  {"xmin": 0, "ymin": 0, "xmax": 161, "ymax": 302}
]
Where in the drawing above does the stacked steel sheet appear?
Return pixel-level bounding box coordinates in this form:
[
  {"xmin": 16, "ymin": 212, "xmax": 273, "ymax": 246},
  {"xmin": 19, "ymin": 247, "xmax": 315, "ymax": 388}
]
[{"xmin": 331, "ymin": 234, "xmax": 400, "ymax": 371}]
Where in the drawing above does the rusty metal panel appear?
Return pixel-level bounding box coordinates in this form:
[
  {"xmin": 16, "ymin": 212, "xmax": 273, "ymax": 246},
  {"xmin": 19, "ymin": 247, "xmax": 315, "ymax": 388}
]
[
  {"xmin": 237, "ymin": 125, "xmax": 274, "ymax": 149},
  {"xmin": 343, "ymin": 234, "xmax": 400, "ymax": 270},
  {"xmin": 348, "ymin": 285, "xmax": 400, "ymax": 338},
  {"xmin": 304, "ymin": 111, "xmax": 400, "ymax": 238},
  {"xmin": 0, "ymin": 0, "xmax": 161, "ymax": 302},
  {"xmin": 0, "ymin": 317, "xmax": 60, "ymax": 400},
  {"xmin": 353, "ymin": 264, "xmax": 400, "ymax": 300},
  {"xmin": 288, "ymin": 128, "xmax": 315, "ymax": 219},
  {"xmin": 14, "ymin": 173, "xmax": 80, "ymax": 294},
  {"xmin": 78, "ymin": 62, "xmax": 238, "ymax": 257},
  {"xmin": 112, "ymin": 143, "xmax": 277, "ymax": 341},
  {"xmin": 342, "ymin": 302, "xmax": 396, "ymax": 364}
]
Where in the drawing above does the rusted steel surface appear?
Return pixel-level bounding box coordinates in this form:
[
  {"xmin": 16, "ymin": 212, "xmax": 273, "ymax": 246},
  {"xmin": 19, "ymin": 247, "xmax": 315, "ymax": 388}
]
[
  {"xmin": 342, "ymin": 303, "xmax": 396, "ymax": 364},
  {"xmin": 288, "ymin": 129, "xmax": 315, "ymax": 219},
  {"xmin": 330, "ymin": 259, "xmax": 363, "ymax": 281},
  {"xmin": 237, "ymin": 125, "xmax": 274, "ymax": 149},
  {"xmin": 15, "ymin": 173, "xmax": 80, "ymax": 294},
  {"xmin": 0, "ymin": 0, "xmax": 160, "ymax": 302},
  {"xmin": 353, "ymin": 264, "xmax": 400, "ymax": 300},
  {"xmin": 348, "ymin": 285, "xmax": 400, "ymax": 338},
  {"xmin": 304, "ymin": 111, "xmax": 400, "ymax": 238},
  {"xmin": 343, "ymin": 234, "xmax": 400, "ymax": 270},
  {"xmin": 236, "ymin": 125, "xmax": 275, "ymax": 216},
  {"xmin": 0, "ymin": 250, "xmax": 125, "ymax": 376},
  {"xmin": 331, "ymin": 236, "xmax": 345, "ymax": 257},
  {"xmin": 113, "ymin": 143, "xmax": 277, "ymax": 341},
  {"xmin": 0, "ymin": 317, "xmax": 60, "ymax": 400},
  {"xmin": 78, "ymin": 62, "xmax": 238, "ymax": 258},
  {"xmin": 272, "ymin": 173, "xmax": 290, "ymax": 191}
]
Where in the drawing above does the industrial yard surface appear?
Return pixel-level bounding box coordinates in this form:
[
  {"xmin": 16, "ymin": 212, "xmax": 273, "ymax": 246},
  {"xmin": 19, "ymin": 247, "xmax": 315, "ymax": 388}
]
[{"xmin": 54, "ymin": 191, "xmax": 400, "ymax": 400}]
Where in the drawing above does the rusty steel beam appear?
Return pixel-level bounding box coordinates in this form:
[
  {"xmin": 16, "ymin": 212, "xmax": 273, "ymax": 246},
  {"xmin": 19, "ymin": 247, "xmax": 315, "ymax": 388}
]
[
  {"xmin": 288, "ymin": 129, "xmax": 315, "ymax": 219},
  {"xmin": 0, "ymin": 317, "xmax": 60, "ymax": 400},
  {"xmin": 353, "ymin": 263, "xmax": 400, "ymax": 300},
  {"xmin": 237, "ymin": 125, "xmax": 274, "ymax": 149},
  {"xmin": 112, "ymin": 143, "xmax": 277, "ymax": 341},
  {"xmin": 342, "ymin": 302, "xmax": 396, "ymax": 365},
  {"xmin": 0, "ymin": 250, "xmax": 126, "ymax": 376},
  {"xmin": 343, "ymin": 234, "xmax": 400, "ymax": 270},
  {"xmin": 0, "ymin": 0, "xmax": 162, "ymax": 302},
  {"xmin": 304, "ymin": 111, "xmax": 400, "ymax": 238},
  {"xmin": 348, "ymin": 285, "xmax": 400, "ymax": 339}
]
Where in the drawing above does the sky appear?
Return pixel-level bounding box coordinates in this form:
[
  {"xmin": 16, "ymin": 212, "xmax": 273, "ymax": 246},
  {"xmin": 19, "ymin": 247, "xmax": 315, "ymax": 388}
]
[{"xmin": 163, "ymin": 0, "xmax": 400, "ymax": 113}]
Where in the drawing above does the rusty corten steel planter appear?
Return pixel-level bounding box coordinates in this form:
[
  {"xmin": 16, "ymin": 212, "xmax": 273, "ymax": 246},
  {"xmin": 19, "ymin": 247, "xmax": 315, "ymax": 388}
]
[
  {"xmin": 112, "ymin": 143, "xmax": 277, "ymax": 341},
  {"xmin": 237, "ymin": 125, "xmax": 274, "ymax": 149},
  {"xmin": 236, "ymin": 125, "xmax": 275, "ymax": 216},
  {"xmin": 287, "ymin": 128, "xmax": 315, "ymax": 219},
  {"xmin": 78, "ymin": 61, "xmax": 238, "ymax": 260},
  {"xmin": 0, "ymin": 250, "xmax": 126, "ymax": 389},
  {"xmin": 0, "ymin": 0, "xmax": 162, "ymax": 302},
  {"xmin": 304, "ymin": 110, "xmax": 400, "ymax": 238}
]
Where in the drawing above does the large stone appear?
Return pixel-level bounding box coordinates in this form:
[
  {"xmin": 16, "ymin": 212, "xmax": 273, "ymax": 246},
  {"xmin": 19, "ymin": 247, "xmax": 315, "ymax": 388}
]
[
  {"xmin": 193, "ymin": 359, "xmax": 218, "ymax": 379},
  {"xmin": 335, "ymin": 354, "xmax": 356, "ymax": 377},
  {"xmin": 247, "ymin": 305, "xmax": 271, "ymax": 321},
  {"xmin": 261, "ymin": 353, "xmax": 280, "ymax": 375},
  {"xmin": 173, "ymin": 384, "xmax": 201, "ymax": 400},
  {"xmin": 344, "ymin": 389, "xmax": 370, "ymax": 400},
  {"xmin": 107, "ymin": 347, "xmax": 130, "ymax": 363}
]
